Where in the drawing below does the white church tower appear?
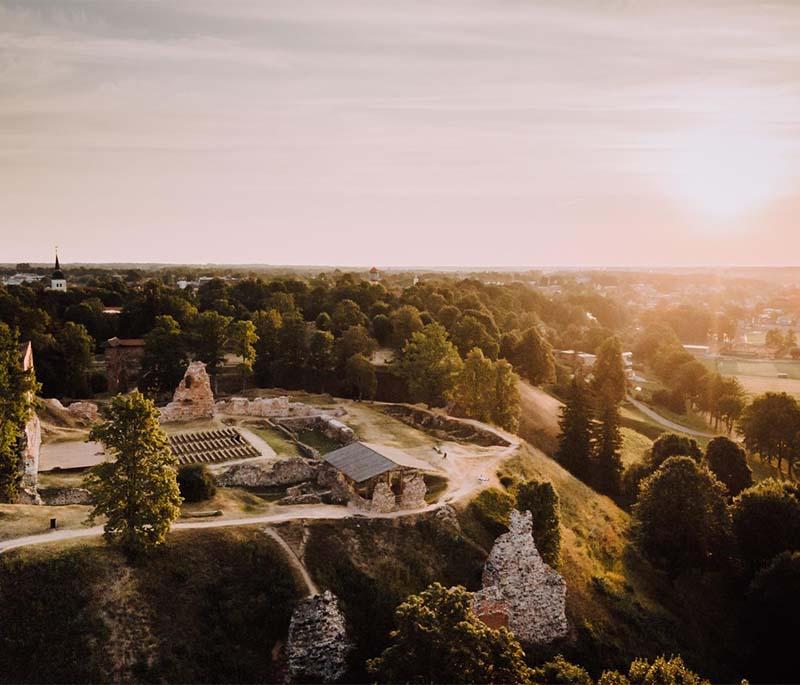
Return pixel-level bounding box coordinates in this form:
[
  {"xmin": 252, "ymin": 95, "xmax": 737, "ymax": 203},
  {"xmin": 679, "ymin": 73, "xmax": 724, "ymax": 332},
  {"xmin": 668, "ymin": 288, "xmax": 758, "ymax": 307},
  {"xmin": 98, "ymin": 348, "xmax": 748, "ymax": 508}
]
[{"xmin": 49, "ymin": 249, "xmax": 67, "ymax": 292}]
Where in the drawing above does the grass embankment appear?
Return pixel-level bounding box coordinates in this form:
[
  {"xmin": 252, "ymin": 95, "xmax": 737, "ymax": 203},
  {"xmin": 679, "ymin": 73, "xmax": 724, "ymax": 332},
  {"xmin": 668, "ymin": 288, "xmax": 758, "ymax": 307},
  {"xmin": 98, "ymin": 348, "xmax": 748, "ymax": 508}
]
[{"xmin": 0, "ymin": 528, "xmax": 303, "ymax": 684}]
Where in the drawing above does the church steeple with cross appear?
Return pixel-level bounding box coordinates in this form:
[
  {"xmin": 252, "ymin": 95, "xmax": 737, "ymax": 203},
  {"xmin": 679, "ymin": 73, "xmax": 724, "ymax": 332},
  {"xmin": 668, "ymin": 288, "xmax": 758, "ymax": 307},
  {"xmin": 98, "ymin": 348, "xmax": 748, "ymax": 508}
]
[{"xmin": 50, "ymin": 247, "xmax": 67, "ymax": 291}]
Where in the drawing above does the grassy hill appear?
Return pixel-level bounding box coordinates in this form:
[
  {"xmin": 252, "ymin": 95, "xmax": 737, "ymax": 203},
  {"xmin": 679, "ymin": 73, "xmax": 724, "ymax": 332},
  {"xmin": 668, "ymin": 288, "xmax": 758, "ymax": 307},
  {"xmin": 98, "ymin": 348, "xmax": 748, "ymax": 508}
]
[
  {"xmin": 0, "ymin": 387, "xmax": 746, "ymax": 683},
  {"xmin": 0, "ymin": 528, "xmax": 303, "ymax": 684}
]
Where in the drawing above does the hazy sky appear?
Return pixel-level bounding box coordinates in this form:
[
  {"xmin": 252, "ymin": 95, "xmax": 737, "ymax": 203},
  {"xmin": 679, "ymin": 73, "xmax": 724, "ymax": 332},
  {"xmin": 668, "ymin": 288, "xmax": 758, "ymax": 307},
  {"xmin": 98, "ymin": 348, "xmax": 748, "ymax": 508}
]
[{"xmin": 2, "ymin": 0, "xmax": 800, "ymax": 267}]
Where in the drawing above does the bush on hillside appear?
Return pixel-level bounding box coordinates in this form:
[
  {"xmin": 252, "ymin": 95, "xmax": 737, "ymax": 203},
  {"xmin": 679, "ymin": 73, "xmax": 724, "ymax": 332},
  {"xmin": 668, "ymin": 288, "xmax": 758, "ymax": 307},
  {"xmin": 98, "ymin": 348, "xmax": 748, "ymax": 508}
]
[
  {"xmin": 515, "ymin": 479, "xmax": 561, "ymax": 567},
  {"xmin": 178, "ymin": 463, "xmax": 217, "ymax": 503}
]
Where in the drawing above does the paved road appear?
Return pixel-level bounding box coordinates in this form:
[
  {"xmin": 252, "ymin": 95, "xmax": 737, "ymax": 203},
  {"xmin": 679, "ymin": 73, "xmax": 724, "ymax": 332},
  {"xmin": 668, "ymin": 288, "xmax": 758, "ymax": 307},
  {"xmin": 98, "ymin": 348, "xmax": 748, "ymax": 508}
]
[{"xmin": 626, "ymin": 396, "xmax": 718, "ymax": 439}]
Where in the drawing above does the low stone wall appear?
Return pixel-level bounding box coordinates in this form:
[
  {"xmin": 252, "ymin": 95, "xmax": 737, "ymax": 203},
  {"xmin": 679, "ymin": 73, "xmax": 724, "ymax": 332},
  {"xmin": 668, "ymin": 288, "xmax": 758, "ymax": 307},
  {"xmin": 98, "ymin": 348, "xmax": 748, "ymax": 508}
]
[
  {"xmin": 39, "ymin": 487, "xmax": 93, "ymax": 506},
  {"xmin": 217, "ymin": 457, "xmax": 320, "ymax": 488},
  {"xmin": 382, "ymin": 404, "xmax": 511, "ymax": 447},
  {"xmin": 278, "ymin": 415, "xmax": 356, "ymax": 446},
  {"xmin": 214, "ymin": 396, "xmax": 344, "ymax": 420}
]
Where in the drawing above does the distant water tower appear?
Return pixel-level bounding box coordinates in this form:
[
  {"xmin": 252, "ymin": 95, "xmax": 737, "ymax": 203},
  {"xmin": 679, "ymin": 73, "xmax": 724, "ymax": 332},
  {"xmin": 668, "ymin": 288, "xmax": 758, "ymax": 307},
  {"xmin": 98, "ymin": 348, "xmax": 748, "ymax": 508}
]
[{"xmin": 369, "ymin": 266, "xmax": 381, "ymax": 284}]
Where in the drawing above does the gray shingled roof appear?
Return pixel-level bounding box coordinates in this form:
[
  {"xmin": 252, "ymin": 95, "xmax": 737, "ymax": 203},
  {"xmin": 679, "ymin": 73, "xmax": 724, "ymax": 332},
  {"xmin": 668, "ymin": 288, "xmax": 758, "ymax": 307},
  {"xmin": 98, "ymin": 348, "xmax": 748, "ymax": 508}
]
[{"xmin": 324, "ymin": 442, "xmax": 399, "ymax": 483}]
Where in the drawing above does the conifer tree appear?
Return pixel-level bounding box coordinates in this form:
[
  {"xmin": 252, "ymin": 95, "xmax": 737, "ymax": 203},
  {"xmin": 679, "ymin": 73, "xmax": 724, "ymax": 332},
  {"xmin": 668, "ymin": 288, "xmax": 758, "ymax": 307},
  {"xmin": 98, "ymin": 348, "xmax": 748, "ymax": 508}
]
[
  {"xmin": 555, "ymin": 374, "xmax": 594, "ymax": 481},
  {"xmin": 591, "ymin": 337, "xmax": 626, "ymax": 495}
]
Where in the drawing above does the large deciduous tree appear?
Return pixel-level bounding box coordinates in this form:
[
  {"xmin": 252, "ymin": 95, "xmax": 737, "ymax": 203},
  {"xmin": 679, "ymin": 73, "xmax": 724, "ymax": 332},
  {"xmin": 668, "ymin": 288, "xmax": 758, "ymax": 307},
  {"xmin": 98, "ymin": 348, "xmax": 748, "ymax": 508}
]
[
  {"xmin": 367, "ymin": 583, "xmax": 534, "ymax": 684},
  {"xmin": 513, "ymin": 325, "xmax": 555, "ymax": 386},
  {"xmin": 738, "ymin": 392, "xmax": 800, "ymax": 475},
  {"xmin": 399, "ymin": 323, "xmax": 463, "ymax": 406},
  {"xmin": 190, "ymin": 310, "xmax": 232, "ymax": 376},
  {"xmin": 141, "ymin": 315, "xmax": 187, "ymax": 394},
  {"xmin": 704, "ymin": 436, "xmax": 752, "ymax": 497},
  {"xmin": 632, "ymin": 456, "xmax": 733, "ymax": 577},
  {"xmin": 731, "ymin": 479, "xmax": 800, "ymax": 573},
  {"xmin": 84, "ymin": 391, "xmax": 182, "ymax": 554},
  {"xmin": 229, "ymin": 319, "xmax": 258, "ymax": 390}
]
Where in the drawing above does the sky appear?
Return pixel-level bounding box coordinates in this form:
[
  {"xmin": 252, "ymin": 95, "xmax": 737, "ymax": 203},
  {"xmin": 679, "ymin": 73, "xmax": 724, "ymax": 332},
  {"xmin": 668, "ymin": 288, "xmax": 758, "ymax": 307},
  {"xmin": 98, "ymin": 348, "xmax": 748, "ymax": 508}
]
[{"xmin": 2, "ymin": 0, "xmax": 800, "ymax": 267}]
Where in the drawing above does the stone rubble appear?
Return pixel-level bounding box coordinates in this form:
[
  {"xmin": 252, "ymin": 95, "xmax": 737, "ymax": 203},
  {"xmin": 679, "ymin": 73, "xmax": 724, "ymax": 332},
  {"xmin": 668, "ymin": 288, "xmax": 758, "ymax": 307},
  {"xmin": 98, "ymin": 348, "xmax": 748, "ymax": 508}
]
[
  {"xmin": 159, "ymin": 362, "xmax": 215, "ymax": 423},
  {"xmin": 398, "ymin": 472, "xmax": 427, "ymax": 509},
  {"xmin": 286, "ymin": 591, "xmax": 351, "ymax": 683},
  {"xmin": 67, "ymin": 401, "xmax": 99, "ymax": 422},
  {"xmin": 472, "ymin": 509, "xmax": 568, "ymax": 645}
]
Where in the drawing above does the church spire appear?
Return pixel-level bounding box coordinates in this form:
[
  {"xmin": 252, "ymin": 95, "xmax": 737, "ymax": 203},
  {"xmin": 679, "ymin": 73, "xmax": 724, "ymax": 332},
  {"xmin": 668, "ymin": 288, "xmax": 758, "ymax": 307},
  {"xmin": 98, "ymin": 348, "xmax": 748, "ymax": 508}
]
[{"xmin": 54, "ymin": 247, "xmax": 60, "ymax": 272}]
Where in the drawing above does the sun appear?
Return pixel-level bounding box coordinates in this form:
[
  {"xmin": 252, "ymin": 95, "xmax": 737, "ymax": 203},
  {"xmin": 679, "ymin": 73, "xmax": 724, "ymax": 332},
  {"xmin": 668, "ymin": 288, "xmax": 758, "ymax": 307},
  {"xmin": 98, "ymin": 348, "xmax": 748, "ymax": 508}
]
[{"xmin": 666, "ymin": 122, "xmax": 789, "ymax": 224}]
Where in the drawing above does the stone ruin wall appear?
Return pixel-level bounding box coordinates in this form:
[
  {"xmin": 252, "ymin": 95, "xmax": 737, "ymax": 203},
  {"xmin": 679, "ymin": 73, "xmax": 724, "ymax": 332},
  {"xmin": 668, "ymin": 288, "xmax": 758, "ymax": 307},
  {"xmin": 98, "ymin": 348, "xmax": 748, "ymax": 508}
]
[
  {"xmin": 472, "ymin": 509, "xmax": 568, "ymax": 645},
  {"xmin": 286, "ymin": 591, "xmax": 351, "ymax": 683},
  {"xmin": 159, "ymin": 361, "xmax": 216, "ymax": 423}
]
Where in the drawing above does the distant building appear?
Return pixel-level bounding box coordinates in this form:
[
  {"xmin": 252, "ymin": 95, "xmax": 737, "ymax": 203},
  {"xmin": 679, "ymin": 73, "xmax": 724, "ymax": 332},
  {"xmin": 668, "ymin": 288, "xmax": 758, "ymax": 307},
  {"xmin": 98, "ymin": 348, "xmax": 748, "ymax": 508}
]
[
  {"xmin": 49, "ymin": 251, "xmax": 67, "ymax": 292},
  {"xmin": 2, "ymin": 273, "xmax": 45, "ymax": 287},
  {"xmin": 369, "ymin": 266, "xmax": 381, "ymax": 283},
  {"xmin": 104, "ymin": 337, "xmax": 145, "ymax": 393}
]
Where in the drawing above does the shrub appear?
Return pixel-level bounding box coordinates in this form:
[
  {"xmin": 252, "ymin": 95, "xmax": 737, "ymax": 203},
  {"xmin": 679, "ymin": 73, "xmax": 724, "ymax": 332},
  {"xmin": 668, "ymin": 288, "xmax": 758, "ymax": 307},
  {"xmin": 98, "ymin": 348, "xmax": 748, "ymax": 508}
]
[
  {"xmin": 177, "ymin": 463, "xmax": 217, "ymax": 503},
  {"xmin": 515, "ymin": 479, "xmax": 561, "ymax": 567},
  {"xmin": 468, "ymin": 487, "xmax": 514, "ymax": 538},
  {"xmin": 531, "ymin": 655, "xmax": 592, "ymax": 685}
]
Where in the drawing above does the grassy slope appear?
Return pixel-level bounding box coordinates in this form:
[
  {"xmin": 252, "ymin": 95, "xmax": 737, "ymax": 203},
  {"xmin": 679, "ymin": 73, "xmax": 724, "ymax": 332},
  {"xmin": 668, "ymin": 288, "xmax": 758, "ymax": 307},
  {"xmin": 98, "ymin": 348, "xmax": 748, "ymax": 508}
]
[
  {"xmin": 0, "ymin": 528, "xmax": 303, "ymax": 684},
  {"xmin": 513, "ymin": 386, "xmax": 743, "ymax": 679}
]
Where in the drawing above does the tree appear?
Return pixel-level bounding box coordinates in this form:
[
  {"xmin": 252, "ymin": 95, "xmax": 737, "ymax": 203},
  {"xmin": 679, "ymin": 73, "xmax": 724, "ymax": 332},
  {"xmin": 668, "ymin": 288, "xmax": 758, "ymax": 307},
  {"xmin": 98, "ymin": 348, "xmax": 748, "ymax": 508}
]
[
  {"xmin": 648, "ymin": 433, "xmax": 703, "ymax": 470},
  {"xmin": 591, "ymin": 337, "xmax": 626, "ymax": 495},
  {"xmin": 398, "ymin": 323, "xmax": 463, "ymax": 406},
  {"xmin": 274, "ymin": 312, "xmax": 308, "ymax": 386},
  {"xmin": 229, "ymin": 319, "xmax": 258, "ymax": 390},
  {"xmin": 345, "ymin": 353, "xmax": 377, "ymax": 400},
  {"xmin": 731, "ymin": 479, "xmax": 800, "ymax": 573},
  {"xmin": 593, "ymin": 336, "xmax": 627, "ymax": 405},
  {"xmin": 141, "ymin": 315, "xmax": 187, "ymax": 394},
  {"xmin": 592, "ymin": 399, "xmax": 623, "ymax": 496},
  {"xmin": 452, "ymin": 315, "xmax": 499, "ymax": 359},
  {"xmin": 389, "ymin": 305, "xmax": 424, "ymax": 349},
  {"xmin": 252, "ymin": 309, "xmax": 282, "ymax": 385},
  {"xmin": 57, "ymin": 321, "xmax": 94, "ymax": 397},
  {"xmin": 491, "ymin": 358, "xmax": 521, "ymax": 433},
  {"xmin": 367, "ymin": 583, "xmax": 533, "ymax": 684},
  {"xmin": 371, "ymin": 313, "xmax": 393, "ymax": 346},
  {"xmin": 739, "ymin": 392, "xmax": 800, "ymax": 474},
  {"xmin": 598, "ymin": 656, "xmax": 709, "ymax": 685},
  {"xmin": 190, "ymin": 310, "xmax": 232, "ymax": 376},
  {"xmin": 335, "ymin": 325, "xmax": 377, "ymax": 369},
  {"xmin": 177, "ymin": 463, "xmax": 217, "ymax": 503},
  {"xmin": 331, "ymin": 299, "xmax": 367, "ymax": 334},
  {"xmin": 308, "ymin": 329, "xmax": 335, "ymax": 376},
  {"xmin": 746, "ymin": 551, "xmax": 800, "ymax": 683},
  {"xmin": 513, "ymin": 326, "xmax": 555, "ymax": 385},
  {"xmin": 0, "ymin": 324, "xmax": 37, "ymax": 502},
  {"xmin": 450, "ymin": 348, "xmax": 495, "ymax": 423},
  {"xmin": 704, "ymin": 436, "xmax": 752, "ymax": 496},
  {"xmin": 632, "ymin": 457, "xmax": 732, "ymax": 577},
  {"xmin": 555, "ymin": 374, "xmax": 594, "ymax": 482},
  {"xmin": 515, "ymin": 479, "xmax": 561, "ymax": 566},
  {"xmin": 765, "ymin": 327, "xmax": 785, "ymax": 350},
  {"xmin": 83, "ymin": 392, "xmax": 182, "ymax": 553}
]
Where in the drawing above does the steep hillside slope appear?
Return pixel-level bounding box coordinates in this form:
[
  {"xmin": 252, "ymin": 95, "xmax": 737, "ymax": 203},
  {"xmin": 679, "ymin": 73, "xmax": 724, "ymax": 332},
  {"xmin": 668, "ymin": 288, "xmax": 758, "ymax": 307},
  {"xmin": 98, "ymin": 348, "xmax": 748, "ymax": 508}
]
[{"xmin": 0, "ymin": 528, "xmax": 303, "ymax": 684}]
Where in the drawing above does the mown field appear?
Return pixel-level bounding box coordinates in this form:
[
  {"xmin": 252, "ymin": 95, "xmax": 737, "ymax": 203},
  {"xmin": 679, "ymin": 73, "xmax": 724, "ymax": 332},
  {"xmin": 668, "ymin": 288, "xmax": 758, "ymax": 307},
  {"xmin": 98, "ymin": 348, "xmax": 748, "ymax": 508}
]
[{"xmin": 700, "ymin": 357, "xmax": 800, "ymax": 398}]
